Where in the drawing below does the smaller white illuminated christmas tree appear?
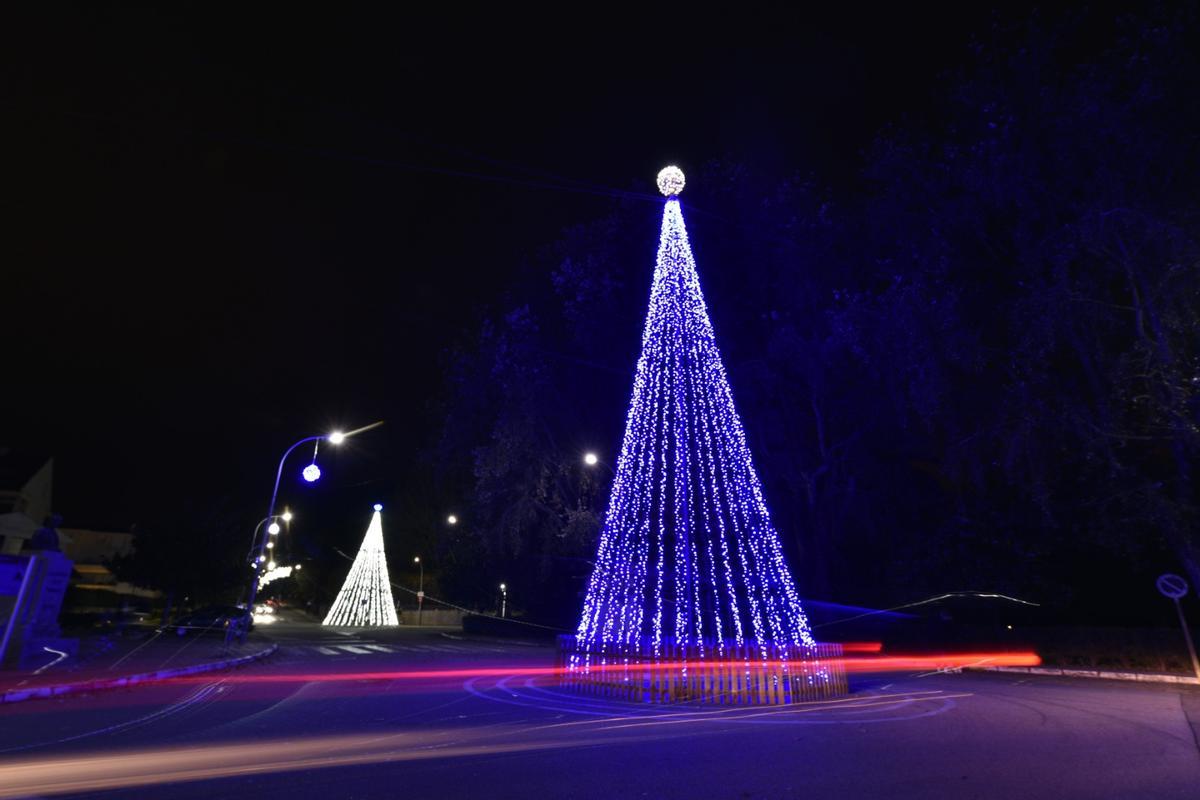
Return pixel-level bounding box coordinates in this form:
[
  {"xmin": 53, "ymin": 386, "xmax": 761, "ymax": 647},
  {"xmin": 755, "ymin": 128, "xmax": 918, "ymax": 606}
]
[{"xmin": 323, "ymin": 504, "xmax": 399, "ymax": 627}]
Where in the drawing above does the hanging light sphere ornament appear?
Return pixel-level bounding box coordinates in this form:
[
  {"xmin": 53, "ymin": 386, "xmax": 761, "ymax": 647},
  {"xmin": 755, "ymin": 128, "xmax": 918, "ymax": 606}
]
[
  {"xmin": 656, "ymin": 165, "xmax": 685, "ymax": 197},
  {"xmin": 302, "ymin": 462, "xmax": 321, "ymax": 483}
]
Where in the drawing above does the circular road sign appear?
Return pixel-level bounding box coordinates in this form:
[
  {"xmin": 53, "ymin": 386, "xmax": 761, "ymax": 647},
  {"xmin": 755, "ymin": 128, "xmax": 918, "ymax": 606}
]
[{"xmin": 1157, "ymin": 573, "xmax": 1189, "ymax": 600}]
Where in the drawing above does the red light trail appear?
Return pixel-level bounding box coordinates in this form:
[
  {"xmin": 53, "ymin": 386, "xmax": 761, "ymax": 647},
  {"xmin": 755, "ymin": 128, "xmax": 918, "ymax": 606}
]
[{"xmin": 110, "ymin": 649, "xmax": 1038, "ymax": 688}]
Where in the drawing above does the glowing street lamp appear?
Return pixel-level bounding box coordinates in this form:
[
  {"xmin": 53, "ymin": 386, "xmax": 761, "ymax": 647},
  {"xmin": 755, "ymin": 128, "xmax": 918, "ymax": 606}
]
[
  {"xmin": 582, "ymin": 451, "xmax": 613, "ymax": 476},
  {"xmin": 245, "ymin": 514, "xmax": 286, "ymax": 570},
  {"xmin": 281, "ymin": 509, "xmax": 293, "ymax": 523},
  {"xmin": 499, "ymin": 582, "xmax": 508, "ymax": 618},
  {"xmin": 447, "ymin": 514, "xmax": 458, "ymax": 525},
  {"xmin": 236, "ymin": 421, "xmax": 384, "ymax": 643},
  {"xmin": 414, "ymin": 556, "xmax": 424, "ymax": 626},
  {"xmin": 300, "ymin": 430, "xmax": 353, "ymax": 484}
]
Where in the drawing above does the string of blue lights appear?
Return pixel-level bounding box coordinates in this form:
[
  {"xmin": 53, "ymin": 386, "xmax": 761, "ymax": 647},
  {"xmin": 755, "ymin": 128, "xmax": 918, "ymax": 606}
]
[{"xmin": 575, "ymin": 167, "xmax": 816, "ymax": 657}]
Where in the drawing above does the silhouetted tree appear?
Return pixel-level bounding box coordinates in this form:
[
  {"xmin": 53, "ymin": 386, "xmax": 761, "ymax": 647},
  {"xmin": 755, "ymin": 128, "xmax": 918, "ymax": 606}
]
[{"xmin": 431, "ymin": 7, "xmax": 1200, "ymax": 624}]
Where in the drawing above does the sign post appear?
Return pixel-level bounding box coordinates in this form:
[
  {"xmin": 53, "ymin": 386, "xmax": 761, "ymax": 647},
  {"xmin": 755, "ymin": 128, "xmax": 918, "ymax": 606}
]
[{"xmin": 1157, "ymin": 573, "xmax": 1200, "ymax": 681}]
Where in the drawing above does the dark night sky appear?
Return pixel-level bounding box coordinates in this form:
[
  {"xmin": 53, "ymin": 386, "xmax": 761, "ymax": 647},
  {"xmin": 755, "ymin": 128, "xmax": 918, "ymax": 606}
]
[{"xmin": 5, "ymin": 7, "xmax": 1015, "ymax": 535}]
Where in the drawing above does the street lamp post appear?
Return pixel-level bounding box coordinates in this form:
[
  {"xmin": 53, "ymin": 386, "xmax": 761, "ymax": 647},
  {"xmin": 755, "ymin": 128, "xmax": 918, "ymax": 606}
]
[
  {"xmin": 499, "ymin": 582, "xmax": 507, "ymax": 619},
  {"xmin": 414, "ymin": 556, "xmax": 424, "ymax": 626},
  {"xmin": 236, "ymin": 421, "xmax": 383, "ymax": 643},
  {"xmin": 244, "ymin": 512, "xmax": 289, "ymax": 575}
]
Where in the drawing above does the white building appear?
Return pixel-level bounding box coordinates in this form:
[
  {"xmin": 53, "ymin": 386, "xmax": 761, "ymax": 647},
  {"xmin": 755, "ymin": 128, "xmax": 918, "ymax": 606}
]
[{"xmin": 0, "ymin": 451, "xmax": 53, "ymax": 556}]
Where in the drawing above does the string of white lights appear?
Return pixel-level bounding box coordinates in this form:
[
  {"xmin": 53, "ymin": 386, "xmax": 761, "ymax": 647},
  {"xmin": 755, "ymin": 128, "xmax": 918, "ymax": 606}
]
[{"xmin": 322, "ymin": 504, "xmax": 399, "ymax": 627}]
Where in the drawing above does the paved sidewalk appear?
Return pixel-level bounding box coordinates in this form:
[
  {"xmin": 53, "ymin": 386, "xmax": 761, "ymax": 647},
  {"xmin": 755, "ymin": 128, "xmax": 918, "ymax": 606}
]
[{"xmin": 1, "ymin": 628, "xmax": 275, "ymax": 700}]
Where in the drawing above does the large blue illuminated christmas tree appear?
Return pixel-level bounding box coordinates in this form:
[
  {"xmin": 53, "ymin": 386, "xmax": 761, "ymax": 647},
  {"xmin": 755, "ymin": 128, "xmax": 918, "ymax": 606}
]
[{"xmin": 573, "ymin": 167, "xmax": 819, "ymax": 666}]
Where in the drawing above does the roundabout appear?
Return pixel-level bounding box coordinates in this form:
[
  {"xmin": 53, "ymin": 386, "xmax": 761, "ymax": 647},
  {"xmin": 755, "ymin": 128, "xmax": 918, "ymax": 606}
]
[{"xmin": 464, "ymin": 672, "xmax": 965, "ymax": 725}]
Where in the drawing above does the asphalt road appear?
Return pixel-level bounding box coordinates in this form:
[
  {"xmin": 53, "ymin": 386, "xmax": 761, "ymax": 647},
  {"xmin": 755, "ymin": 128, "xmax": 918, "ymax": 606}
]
[{"xmin": 2, "ymin": 617, "xmax": 1199, "ymax": 799}]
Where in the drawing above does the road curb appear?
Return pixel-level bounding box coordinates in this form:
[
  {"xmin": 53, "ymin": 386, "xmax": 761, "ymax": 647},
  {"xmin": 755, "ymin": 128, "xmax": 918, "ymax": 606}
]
[
  {"xmin": 969, "ymin": 665, "xmax": 1200, "ymax": 686},
  {"xmin": 0, "ymin": 644, "xmax": 279, "ymax": 705}
]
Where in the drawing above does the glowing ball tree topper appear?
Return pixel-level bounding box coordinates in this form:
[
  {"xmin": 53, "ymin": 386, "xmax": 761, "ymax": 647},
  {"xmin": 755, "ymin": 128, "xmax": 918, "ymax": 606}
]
[
  {"xmin": 574, "ymin": 167, "xmax": 816, "ymax": 656},
  {"xmin": 656, "ymin": 165, "xmax": 685, "ymax": 197}
]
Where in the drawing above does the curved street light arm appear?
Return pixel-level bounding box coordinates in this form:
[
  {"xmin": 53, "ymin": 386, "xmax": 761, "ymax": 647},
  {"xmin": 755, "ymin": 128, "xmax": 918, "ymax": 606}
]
[{"xmin": 235, "ymin": 423, "xmax": 384, "ymax": 642}]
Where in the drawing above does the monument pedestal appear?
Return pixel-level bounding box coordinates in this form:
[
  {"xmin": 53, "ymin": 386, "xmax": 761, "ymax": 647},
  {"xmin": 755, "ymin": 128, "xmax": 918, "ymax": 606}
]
[{"xmin": 0, "ymin": 551, "xmax": 78, "ymax": 669}]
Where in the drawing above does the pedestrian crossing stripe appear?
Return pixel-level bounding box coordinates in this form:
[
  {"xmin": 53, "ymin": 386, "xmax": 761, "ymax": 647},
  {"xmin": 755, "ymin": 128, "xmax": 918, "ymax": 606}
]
[{"xmin": 306, "ymin": 642, "xmax": 503, "ymax": 656}]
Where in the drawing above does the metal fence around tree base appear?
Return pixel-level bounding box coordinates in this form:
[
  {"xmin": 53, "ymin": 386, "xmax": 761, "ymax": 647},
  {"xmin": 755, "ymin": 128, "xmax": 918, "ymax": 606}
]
[{"xmin": 557, "ymin": 635, "xmax": 848, "ymax": 705}]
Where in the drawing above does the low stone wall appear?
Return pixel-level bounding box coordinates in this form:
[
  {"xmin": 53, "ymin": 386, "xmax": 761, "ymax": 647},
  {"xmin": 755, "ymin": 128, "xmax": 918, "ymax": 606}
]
[
  {"xmin": 462, "ymin": 614, "xmax": 557, "ymax": 639},
  {"xmin": 398, "ymin": 608, "xmax": 463, "ymax": 627}
]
